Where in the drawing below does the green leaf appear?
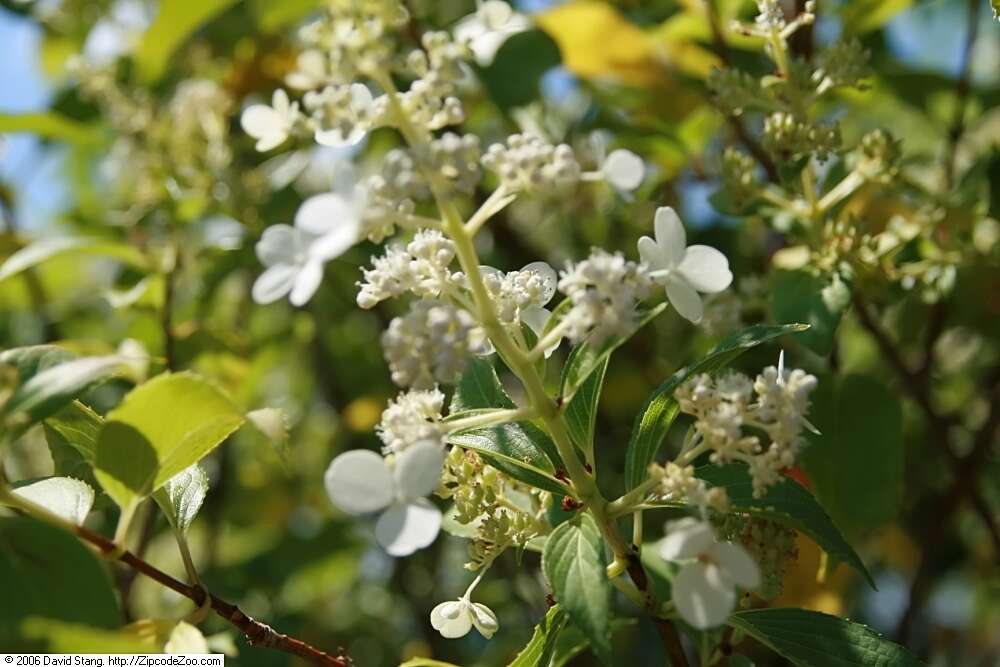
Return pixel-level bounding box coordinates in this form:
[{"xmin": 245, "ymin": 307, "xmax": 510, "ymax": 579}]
[
  {"xmin": 446, "ymin": 424, "xmax": 567, "ymax": 494},
  {"xmin": 44, "ymin": 400, "xmax": 104, "ymax": 463},
  {"xmin": 94, "ymin": 372, "xmax": 245, "ymax": 510},
  {"xmin": 248, "ymin": 0, "xmax": 320, "ymax": 32},
  {"xmin": 728, "ymin": 608, "xmax": 924, "ymax": 666},
  {"xmin": 563, "ymin": 356, "xmax": 606, "ymax": 452},
  {"xmin": 153, "ymin": 464, "xmax": 209, "ymax": 536},
  {"xmin": 560, "ymin": 304, "xmax": 666, "ymax": 403},
  {"xmin": 4, "ymin": 356, "xmax": 128, "ymax": 422},
  {"xmin": 800, "ymin": 375, "xmax": 903, "ymax": 536},
  {"xmin": 399, "ymin": 660, "xmax": 462, "ymax": 667},
  {"xmin": 134, "ymin": 0, "xmax": 240, "ymax": 82},
  {"xmin": 541, "ymin": 514, "xmax": 613, "ymax": 666},
  {"xmin": 448, "ymin": 357, "xmax": 564, "ymax": 490},
  {"xmin": 478, "ymin": 29, "xmax": 562, "ymax": 110},
  {"xmin": 0, "ymin": 345, "xmax": 75, "ymax": 378},
  {"xmin": 509, "ymin": 605, "xmax": 568, "ymax": 667},
  {"xmin": 8, "ymin": 477, "xmax": 94, "ymax": 525},
  {"xmin": 0, "ymin": 516, "xmax": 120, "ymax": 647},
  {"xmin": 0, "ymin": 112, "xmax": 96, "ymax": 145},
  {"xmin": 840, "ymin": 0, "xmax": 913, "ymax": 34},
  {"xmin": 695, "ymin": 464, "xmax": 875, "ymax": 588},
  {"xmin": 771, "ymin": 270, "xmax": 849, "ymax": 356},
  {"xmin": 20, "ymin": 619, "xmax": 152, "ymax": 653},
  {"xmin": 0, "ymin": 237, "xmax": 148, "ymax": 284},
  {"xmin": 623, "ymin": 323, "xmax": 808, "ymax": 489}
]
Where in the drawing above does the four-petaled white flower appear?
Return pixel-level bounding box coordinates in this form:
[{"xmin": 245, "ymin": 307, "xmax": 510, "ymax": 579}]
[
  {"xmin": 430, "ymin": 597, "xmax": 500, "ymax": 639},
  {"xmin": 252, "ymin": 190, "xmax": 362, "ymax": 306},
  {"xmin": 454, "ymin": 1, "xmax": 531, "ymax": 66},
  {"xmin": 638, "ymin": 207, "xmax": 733, "ymax": 324},
  {"xmin": 324, "ymin": 441, "xmax": 445, "ymax": 556},
  {"xmin": 659, "ymin": 518, "xmax": 761, "ymax": 629},
  {"xmin": 241, "ymin": 90, "xmax": 299, "ymax": 152},
  {"xmin": 601, "ymin": 149, "xmax": 645, "ymax": 192}
]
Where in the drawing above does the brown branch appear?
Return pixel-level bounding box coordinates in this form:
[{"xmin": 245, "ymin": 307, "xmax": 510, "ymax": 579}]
[
  {"xmin": 943, "ymin": 0, "xmax": 982, "ymax": 189},
  {"xmin": 705, "ymin": 0, "xmax": 780, "ymax": 183},
  {"xmin": 625, "ymin": 554, "xmax": 691, "ymax": 667},
  {"xmin": 788, "ymin": 0, "xmax": 816, "ymax": 61},
  {"xmin": 67, "ymin": 522, "xmax": 352, "ymax": 666}
]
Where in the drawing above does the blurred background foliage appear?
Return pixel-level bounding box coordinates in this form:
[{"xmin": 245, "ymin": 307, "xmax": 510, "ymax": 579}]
[{"xmin": 0, "ymin": 0, "xmax": 998, "ymax": 665}]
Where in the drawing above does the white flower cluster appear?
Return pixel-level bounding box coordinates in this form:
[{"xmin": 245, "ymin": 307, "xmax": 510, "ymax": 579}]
[
  {"xmin": 482, "ymin": 133, "xmax": 582, "ymax": 193},
  {"xmin": 659, "ymin": 518, "xmax": 760, "ymax": 629},
  {"xmin": 376, "ymin": 387, "xmax": 446, "ymax": 454},
  {"xmin": 650, "ymin": 462, "xmax": 729, "ymax": 513},
  {"xmin": 478, "ymin": 261, "xmax": 558, "ymax": 324},
  {"xmin": 382, "ymin": 300, "xmax": 489, "ymax": 388},
  {"xmin": 558, "ymin": 250, "xmax": 652, "ymax": 345},
  {"xmin": 675, "ymin": 356, "xmax": 818, "ymax": 497},
  {"xmin": 356, "ymin": 230, "xmax": 458, "ymax": 308}
]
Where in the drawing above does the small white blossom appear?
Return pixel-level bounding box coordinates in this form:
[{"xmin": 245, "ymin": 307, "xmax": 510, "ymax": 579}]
[
  {"xmin": 357, "ymin": 230, "xmax": 458, "ymax": 309},
  {"xmin": 477, "ymin": 261, "xmax": 558, "ymax": 324},
  {"xmin": 638, "ymin": 207, "xmax": 733, "ymax": 324},
  {"xmin": 430, "ymin": 597, "xmax": 500, "ymax": 639},
  {"xmin": 324, "ymin": 442, "xmax": 445, "ymax": 556},
  {"xmin": 601, "ymin": 149, "xmax": 645, "ymax": 191},
  {"xmin": 482, "ymin": 134, "xmax": 581, "ymax": 193},
  {"xmin": 286, "ymin": 49, "xmax": 333, "ymax": 90},
  {"xmin": 377, "ymin": 388, "xmax": 447, "ymax": 454},
  {"xmin": 454, "ymin": 1, "xmax": 530, "ymax": 66},
  {"xmin": 659, "ymin": 518, "xmax": 760, "ymax": 629},
  {"xmin": 558, "ymin": 250, "xmax": 653, "ymax": 344},
  {"xmin": 382, "ymin": 300, "xmax": 490, "ymax": 388},
  {"xmin": 241, "ymin": 90, "xmax": 300, "ymax": 152},
  {"xmin": 304, "ymin": 83, "xmax": 377, "ymax": 147}
]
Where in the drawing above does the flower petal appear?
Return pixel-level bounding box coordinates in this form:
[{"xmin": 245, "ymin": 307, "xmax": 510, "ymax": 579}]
[
  {"xmin": 637, "ymin": 235, "xmax": 671, "ymax": 273},
  {"xmin": 653, "ymin": 206, "xmax": 686, "ymax": 267},
  {"xmin": 602, "ymin": 149, "xmax": 644, "ymax": 191},
  {"xmin": 672, "ymin": 562, "xmax": 736, "ymax": 630},
  {"xmin": 678, "ymin": 245, "xmax": 733, "ymax": 294},
  {"xmin": 315, "ymin": 126, "xmax": 367, "ymax": 148},
  {"xmin": 251, "ymin": 264, "xmax": 298, "ymax": 304},
  {"xmin": 521, "ymin": 306, "xmax": 562, "ymax": 357},
  {"xmin": 522, "ymin": 261, "xmax": 558, "ymax": 304},
  {"xmin": 255, "ymin": 225, "xmax": 297, "ymax": 266},
  {"xmin": 709, "ymin": 542, "xmax": 761, "ymax": 590},
  {"xmin": 241, "ymin": 104, "xmax": 283, "ymax": 140},
  {"xmin": 659, "ymin": 517, "xmax": 716, "ymax": 560},
  {"xmin": 295, "ymin": 192, "xmax": 354, "ymax": 234},
  {"xmin": 310, "ymin": 224, "xmax": 359, "ymax": 262},
  {"xmin": 323, "ymin": 449, "xmax": 394, "ymax": 515},
  {"xmin": 350, "ymin": 83, "xmax": 373, "ymax": 111},
  {"xmin": 290, "ymin": 259, "xmax": 323, "ymax": 306},
  {"xmin": 430, "ymin": 600, "xmax": 473, "ymax": 638},
  {"xmin": 375, "ymin": 499, "xmax": 442, "ymax": 556},
  {"xmin": 665, "ymin": 274, "xmax": 704, "ymax": 324},
  {"xmin": 470, "ymin": 602, "xmax": 500, "ymax": 639},
  {"xmin": 478, "ymin": 0, "xmax": 513, "ymax": 30},
  {"xmin": 394, "ymin": 441, "xmax": 445, "ymax": 501}
]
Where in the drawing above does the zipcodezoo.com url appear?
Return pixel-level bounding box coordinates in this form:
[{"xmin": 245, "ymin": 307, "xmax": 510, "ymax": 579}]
[{"xmin": 3, "ymin": 655, "xmax": 224, "ymax": 667}]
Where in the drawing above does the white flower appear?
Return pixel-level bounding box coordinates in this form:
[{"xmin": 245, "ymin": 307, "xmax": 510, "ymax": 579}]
[
  {"xmin": 638, "ymin": 207, "xmax": 733, "ymax": 324},
  {"xmin": 659, "ymin": 518, "xmax": 760, "ymax": 629},
  {"xmin": 601, "ymin": 149, "xmax": 645, "ymax": 191},
  {"xmin": 324, "ymin": 442, "xmax": 445, "ymax": 556},
  {"xmin": 430, "ymin": 597, "xmax": 500, "ymax": 639},
  {"xmin": 241, "ymin": 90, "xmax": 300, "ymax": 152},
  {"xmin": 286, "ymin": 49, "xmax": 331, "ymax": 90},
  {"xmin": 310, "ymin": 83, "xmax": 375, "ymax": 148},
  {"xmin": 454, "ymin": 2, "xmax": 531, "ymax": 66},
  {"xmin": 377, "ymin": 388, "xmax": 447, "ymax": 454},
  {"xmin": 251, "ymin": 192, "xmax": 361, "ymax": 306}
]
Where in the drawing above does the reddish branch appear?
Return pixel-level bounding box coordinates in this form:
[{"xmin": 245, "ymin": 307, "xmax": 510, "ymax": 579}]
[{"xmin": 69, "ymin": 522, "xmax": 352, "ymax": 666}]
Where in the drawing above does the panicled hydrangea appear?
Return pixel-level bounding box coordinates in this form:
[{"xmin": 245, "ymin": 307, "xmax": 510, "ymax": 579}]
[
  {"xmin": 675, "ymin": 355, "xmax": 818, "ymax": 497},
  {"xmin": 382, "ymin": 300, "xmax": 489, "ymax": 388},
  {"xmin": 324, "ymin": 441, "xmax": 445, "ymax": 556},
  {"xmin": 303, "ymin": 82, "xmax": 378, "ymax": 147},
  {"xmin": 558, "ymin": 250, "xmax": 653, "ymax": 345},
  {"xmin": 438, "ymin": 448, "xmax": 550, "ymax": 570},
  {"xmin": 376, "ymin": 387, "xmax": 447, "ymax": 454},
  {"xmin": 649, "ymin": 462, "xmax": 729, "ymax": 514},
  {"xmin": 241, "ymin": 89, "xmax": 301, "ymax": 152},
  {"xmin": 638, "ymin": 207, "xmax": 733, "ymax": 324},
  {"xmin": 356, "ymin": 230, "xmax": 458, "ymax": 308},
  {"xmin": 659, "ymin": 518, "xmax": 761, "ymax": 629},
  {"xmin": 762, "ymin": 112, "xmax": 841, "ymax": 161},
  {"xmin": 476, "ymin": 261, "xmax": 558, "ymax": 324},
  {"xmin": 482, "ymin": 134, "xmax": 581, "ymax": 193}
]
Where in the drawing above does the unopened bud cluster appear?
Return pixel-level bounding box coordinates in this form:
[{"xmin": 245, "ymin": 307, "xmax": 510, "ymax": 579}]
[
  {"xmin": 714, "ymin": 514, "xmax": 798, "ymax": 600},
  {"xmin": 482, "ymin": 134, "xmax": 582, "ymax": 193},
  {"xmin": 376, "ymin": 387, "xmax": 447, "ymax": 454},
  {"xmin": 676, "ymin": 363, "xmax": 818, "ymax": 497},
  {"xmin": 558, "ymin": 251, "xmax": 653, "ymax": 344},
  {"xmin": 763, "ymin": 112, "xmax": 841, "ymax": 161},
  {"xmin": 649, "ymin": 462, "xmax": 729, "ymax": 513},
  {"xmin": 357, "ymin": 230, "xmax": 459, "ymax": 308}
]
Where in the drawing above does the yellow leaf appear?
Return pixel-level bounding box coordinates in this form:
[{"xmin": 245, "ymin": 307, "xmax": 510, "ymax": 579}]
[{"xmin": 536, "ymin": 0, "xmax": 662, "ymax": 87}]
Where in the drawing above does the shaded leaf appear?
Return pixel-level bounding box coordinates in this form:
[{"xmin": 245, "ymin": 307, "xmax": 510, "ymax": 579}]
[
  {"xmin": 0, "ymin": 112, "xmax": 96, "ymax": 145},
  {"xmin": 771, "ymin": 270, "xmax": 849, "ymax": 356},
  {"xmin": 134, "ymin": 0, "xmax": 240, "ymax": 82},
  {"xmin": 5, "ymin": 356, "xmax": 128, "ymax": 422},
  {"xmin": 9, "ymin": 477, "xmax": 94, "ymax": 525},
  {"xmin": 0, "ymin": 237, "xmax": 148, "ymax": 284},
  {"xmin": 508, "ymin": 605, "xmax": 568, "ymax": 667}
]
